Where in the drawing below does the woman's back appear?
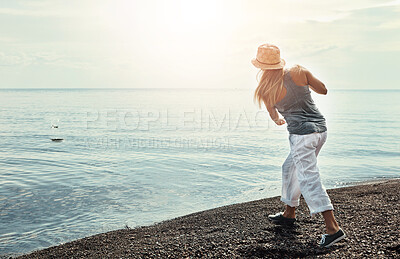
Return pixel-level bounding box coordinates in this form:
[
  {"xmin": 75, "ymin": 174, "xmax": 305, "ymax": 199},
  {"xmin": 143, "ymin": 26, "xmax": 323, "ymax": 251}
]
[{"xmin": 274, "ymin": 66, "xmax": 327, "ymax": 135}]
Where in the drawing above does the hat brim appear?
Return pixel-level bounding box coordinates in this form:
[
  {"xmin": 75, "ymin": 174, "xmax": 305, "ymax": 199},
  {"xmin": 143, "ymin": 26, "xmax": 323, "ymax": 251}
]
[{"xmin": 251, "ymin": 58, "xmax": 286, "ymax": 70}]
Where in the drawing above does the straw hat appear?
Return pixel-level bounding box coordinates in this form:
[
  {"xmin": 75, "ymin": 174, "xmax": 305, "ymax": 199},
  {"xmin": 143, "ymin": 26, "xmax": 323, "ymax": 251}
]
[{"xmin": 251, "ymin": 43, "xmax": 285, "ymax": 70}]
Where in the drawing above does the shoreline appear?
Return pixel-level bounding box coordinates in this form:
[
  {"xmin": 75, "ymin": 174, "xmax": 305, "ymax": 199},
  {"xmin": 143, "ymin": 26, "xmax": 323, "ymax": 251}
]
[{"xmin": 11, "ymin": 178, "xmax": 400, "ymax": 258}]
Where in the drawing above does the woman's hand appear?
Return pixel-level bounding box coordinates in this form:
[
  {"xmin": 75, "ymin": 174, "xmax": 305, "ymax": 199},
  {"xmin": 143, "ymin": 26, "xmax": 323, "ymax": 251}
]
[
  {"xmin": 267, "ymin": 106, "xmax": 286, "ymax": 126},
  {"xmin": 274, "ymin": 118, "xmax": 286, "ymax": 125}
]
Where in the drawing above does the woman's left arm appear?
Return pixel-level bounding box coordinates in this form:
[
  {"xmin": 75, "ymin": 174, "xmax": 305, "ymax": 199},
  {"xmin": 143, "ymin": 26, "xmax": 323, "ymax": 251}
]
[{"xmin": 266, "ymin": 105, "xmax": 286, "ymax": 125}]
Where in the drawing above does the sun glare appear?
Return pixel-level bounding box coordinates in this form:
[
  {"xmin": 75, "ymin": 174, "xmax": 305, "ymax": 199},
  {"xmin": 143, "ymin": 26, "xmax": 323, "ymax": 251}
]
[
  {"xmin": 154, "ymin": 0, "xmax": 224, "ymax": 34},
  {"xmin": 177, "ymin": 0, "xmax": 220, "ymax": 27}
]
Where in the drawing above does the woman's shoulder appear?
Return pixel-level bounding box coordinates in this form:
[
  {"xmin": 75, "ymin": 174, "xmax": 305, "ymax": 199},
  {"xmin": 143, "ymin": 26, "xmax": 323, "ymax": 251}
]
[
  {"xmin": 285, "ymin": 65, "xmax": 308, "ymax": 86},
  {"xmin": 286, "ymin": 64, "xmax": 306, "ymax": 73}
]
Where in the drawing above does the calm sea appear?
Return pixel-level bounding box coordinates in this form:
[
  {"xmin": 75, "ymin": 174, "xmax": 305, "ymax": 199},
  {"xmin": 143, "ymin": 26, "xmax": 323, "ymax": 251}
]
[{"xmin": 0, "ymin": 88, "xmax": 399, "ymax": 255}]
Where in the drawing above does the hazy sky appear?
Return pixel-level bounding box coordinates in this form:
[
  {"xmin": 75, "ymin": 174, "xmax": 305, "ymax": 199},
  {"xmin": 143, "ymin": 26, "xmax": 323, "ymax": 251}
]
[{"xmin": 0, "ymin": 0, "xmax": 399, "ymax": 89}]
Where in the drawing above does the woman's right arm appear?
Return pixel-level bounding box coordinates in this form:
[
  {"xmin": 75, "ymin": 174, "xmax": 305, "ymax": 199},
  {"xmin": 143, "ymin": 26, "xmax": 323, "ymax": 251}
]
[{"xmin": 302, "ymin": 67, "xmax": 328, "ymax": 95}]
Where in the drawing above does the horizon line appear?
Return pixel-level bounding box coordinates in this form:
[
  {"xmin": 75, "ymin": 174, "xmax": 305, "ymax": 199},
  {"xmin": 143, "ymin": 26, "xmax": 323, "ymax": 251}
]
[{"xmin": 0, "ymin": 87, "xmax": 399, "ymax": 91}]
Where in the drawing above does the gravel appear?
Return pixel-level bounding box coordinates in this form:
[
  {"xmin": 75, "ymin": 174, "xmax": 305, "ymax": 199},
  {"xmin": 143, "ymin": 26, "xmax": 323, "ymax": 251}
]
[{"xmin": 17, "ymin": 179, "xmax": 400, "ymax": 258}]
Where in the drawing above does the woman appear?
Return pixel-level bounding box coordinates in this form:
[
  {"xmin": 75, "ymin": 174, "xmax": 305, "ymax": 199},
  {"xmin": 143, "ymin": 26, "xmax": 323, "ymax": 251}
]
[{"xmin": 251, "ymin": 43, "xmax": 346, "ymax": 248}]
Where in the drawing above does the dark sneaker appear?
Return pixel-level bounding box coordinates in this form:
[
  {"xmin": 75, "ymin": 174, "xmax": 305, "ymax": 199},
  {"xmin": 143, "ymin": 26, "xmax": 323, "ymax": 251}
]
[
  {"xmin": 319, "ymin": 228, "xmax": 346, "ymax": 248},
  {"xmin": 268, "ymin": 212, "xmax": 296, "ymax": 225}
]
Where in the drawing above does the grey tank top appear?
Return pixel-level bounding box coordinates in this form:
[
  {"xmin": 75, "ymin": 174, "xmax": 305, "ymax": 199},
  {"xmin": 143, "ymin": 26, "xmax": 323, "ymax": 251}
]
[{"xmin": 274, "ymin": 69, "xmax": 327, "ymax": 135}]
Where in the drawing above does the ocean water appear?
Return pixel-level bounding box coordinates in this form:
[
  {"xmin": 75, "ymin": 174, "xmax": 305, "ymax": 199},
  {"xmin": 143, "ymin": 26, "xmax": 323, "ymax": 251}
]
[{"xmin": 0, "ymin": 88, "xmax": 399, "ymax": 255}]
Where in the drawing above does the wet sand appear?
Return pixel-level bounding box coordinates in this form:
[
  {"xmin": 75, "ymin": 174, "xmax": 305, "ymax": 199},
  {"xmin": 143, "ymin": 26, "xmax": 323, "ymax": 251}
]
[{"xmin": 17, "ymin": 179, "xmax": 400, "ymax": 258}]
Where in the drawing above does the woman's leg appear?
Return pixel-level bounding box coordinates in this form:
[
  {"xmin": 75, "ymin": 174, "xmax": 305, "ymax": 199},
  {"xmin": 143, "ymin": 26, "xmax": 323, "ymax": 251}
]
[
  {"xmin": 322, "ymin": 210, "xmax": 340, "ymax": 235},
  {"xmin": 283, "ymin": 205, "xmax": 296, "ymax": 218},
  {"xmin": 280, "ymin": 138, "xmax": 301, "ymax": 217},
  {"xmin": 314, "ymin": 132, "xmax": 340, "ymax": 233},
  {"xmin": 289, "ymin": 132, "xmax": 340, "ymax": 233}
]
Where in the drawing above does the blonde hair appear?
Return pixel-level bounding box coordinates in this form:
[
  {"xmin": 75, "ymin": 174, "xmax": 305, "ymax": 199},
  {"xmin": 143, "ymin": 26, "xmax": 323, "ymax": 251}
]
[{"xmin": 253, "ymin": 68, "xmax": 285, "ymax": 109}]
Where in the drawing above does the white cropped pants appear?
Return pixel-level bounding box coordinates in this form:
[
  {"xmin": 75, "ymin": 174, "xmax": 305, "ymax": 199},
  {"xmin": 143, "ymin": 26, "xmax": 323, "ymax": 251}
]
[{"xmin": 280, "ymin": 131, "xmax": 333, "ymax": 216}]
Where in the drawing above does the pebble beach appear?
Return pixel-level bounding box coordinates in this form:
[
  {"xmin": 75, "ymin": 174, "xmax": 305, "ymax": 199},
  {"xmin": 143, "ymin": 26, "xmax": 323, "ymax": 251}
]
[{"xmin": 16, "ymin": 179, "xmax": 400, "ymax": 258}]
